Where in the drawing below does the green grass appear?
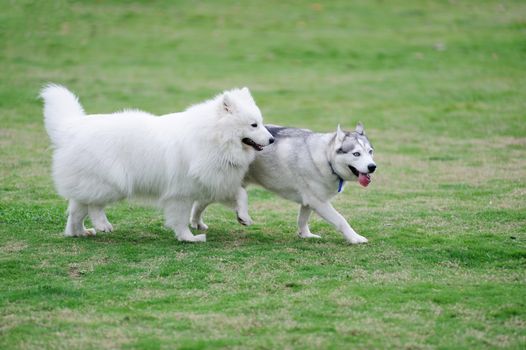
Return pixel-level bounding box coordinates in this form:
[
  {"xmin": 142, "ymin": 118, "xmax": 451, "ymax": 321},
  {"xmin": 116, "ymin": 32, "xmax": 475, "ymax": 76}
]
[{"xmin": 1, "ymin": 0, "xmax": 525, "ymax": 348}]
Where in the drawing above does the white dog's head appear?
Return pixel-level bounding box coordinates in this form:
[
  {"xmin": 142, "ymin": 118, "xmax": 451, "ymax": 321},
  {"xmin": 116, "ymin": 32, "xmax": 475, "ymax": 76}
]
[
  {"xmin": 330, "ymin": 123, "xmax": 376, "ymax": 187},
  {"xmin": 218, "ymin": 87, "xmax": 274, "ymax": 151}
]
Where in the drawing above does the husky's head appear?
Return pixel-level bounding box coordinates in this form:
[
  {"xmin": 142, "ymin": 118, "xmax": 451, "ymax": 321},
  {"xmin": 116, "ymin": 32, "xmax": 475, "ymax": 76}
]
[
  {"xmin": 330, "ymin": 123, "xmax": 376, "ymax": 187},
  {"xmin": 219, "ymin": 87, "xmax": 274, "ymax": 151}
]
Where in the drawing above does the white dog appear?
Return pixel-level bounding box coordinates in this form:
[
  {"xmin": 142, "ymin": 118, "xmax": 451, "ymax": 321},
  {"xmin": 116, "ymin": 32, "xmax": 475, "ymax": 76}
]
[{"xmin": 41, "ymin": 84, "xmax": 274, "ymax": 242}]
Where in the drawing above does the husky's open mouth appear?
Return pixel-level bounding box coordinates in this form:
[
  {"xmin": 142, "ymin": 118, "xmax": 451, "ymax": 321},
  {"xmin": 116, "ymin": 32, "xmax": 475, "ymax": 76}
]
[
  {"xmin": 349, "ymin": 165, "xmax": 371, "ymax": 187},
  {"xmin": 242, "ymin": 138, "xmax": 264, "ymax": 151}
]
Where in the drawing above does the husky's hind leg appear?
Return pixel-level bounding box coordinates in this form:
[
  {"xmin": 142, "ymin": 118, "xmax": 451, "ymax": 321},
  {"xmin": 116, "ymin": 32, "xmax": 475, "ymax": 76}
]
[
  {"xmin": 190, "ymin": 201, "xmax": 210, "ymax": 230},
  {"xmin": 165, "ymin": 199, "xmax": 206, "ymax": 242},
  {"xmin": 88, "ymin": 205, "xmax": 113, "ymax": 232},
  {"xmin": 65, "ymin": 200, "xmax": 95, "ymax": 237},
  {"xmin": 297, "ymin": 205, "xmax": 321, "ymax": 239},
  {"xmin": 234, "ymin": 187, "xmax": 253, "ymax": 226}
]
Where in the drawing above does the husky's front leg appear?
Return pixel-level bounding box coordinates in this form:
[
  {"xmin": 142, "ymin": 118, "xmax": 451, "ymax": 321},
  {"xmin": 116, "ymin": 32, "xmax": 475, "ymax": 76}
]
[
  {"xmin": 164, "ymin": 199, "xmax": 206, "ymax": 242},
  {"xmin": 297, "ymin": 205, "xmax": 321, "ymax": 239},
  {"xmin": 309, "ymin": 201, "xmax": 368, "ymax": 244}
]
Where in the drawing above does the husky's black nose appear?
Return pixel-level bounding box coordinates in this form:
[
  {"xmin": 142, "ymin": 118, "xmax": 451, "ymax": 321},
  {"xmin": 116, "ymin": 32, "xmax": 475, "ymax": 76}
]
[
  {"xmin": 368, "ymin": 164, "xmax": 377, "ymax": 173},
  {"xmin": 269, "ymin": 138, "xmax": 275, "ymax": 144}
]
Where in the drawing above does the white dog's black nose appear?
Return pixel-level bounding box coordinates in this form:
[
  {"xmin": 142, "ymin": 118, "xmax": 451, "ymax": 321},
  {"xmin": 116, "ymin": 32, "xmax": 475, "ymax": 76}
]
[
  {"xmin": 269, "ymin": 138, "xmax": 275, "ymax": 144},
  {"xmin": 368, "ymin": 164, "xmax": 376, "ymax": 173}
]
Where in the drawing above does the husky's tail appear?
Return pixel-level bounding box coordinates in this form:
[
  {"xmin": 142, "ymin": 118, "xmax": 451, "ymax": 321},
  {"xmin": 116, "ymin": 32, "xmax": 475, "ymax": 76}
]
[{"xmin": 40, "ymin": 84, "xmax": 85, "ymax": 147}]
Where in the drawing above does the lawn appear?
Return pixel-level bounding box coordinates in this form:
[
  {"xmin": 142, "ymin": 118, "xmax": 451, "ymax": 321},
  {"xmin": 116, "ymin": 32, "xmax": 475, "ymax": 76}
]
[{"xmin": 1, "ymin": 0, "xmax": 525, "ymax": 349}]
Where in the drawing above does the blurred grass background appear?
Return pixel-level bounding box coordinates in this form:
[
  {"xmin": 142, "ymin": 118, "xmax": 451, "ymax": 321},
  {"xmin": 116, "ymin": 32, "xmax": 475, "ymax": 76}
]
[{"xmin": 1, "ymin": 0, "xmax": 525, "ymax": 349}]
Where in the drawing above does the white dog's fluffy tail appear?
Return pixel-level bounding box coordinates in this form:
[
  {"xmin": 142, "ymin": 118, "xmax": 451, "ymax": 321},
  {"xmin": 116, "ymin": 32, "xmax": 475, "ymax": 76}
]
[{"xmin": 40, "ymin": 84, "xmax": 85, "ymax": 146}]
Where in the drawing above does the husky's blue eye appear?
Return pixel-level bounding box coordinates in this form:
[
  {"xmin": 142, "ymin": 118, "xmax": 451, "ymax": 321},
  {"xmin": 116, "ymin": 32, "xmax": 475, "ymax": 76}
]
[
  {"xmin": 353, "ymin": 152, "xmax": 361, "ymax": 157},
  {"xmin": 251, "ymin": 123, "xmax": 258, "ymax": 128}
]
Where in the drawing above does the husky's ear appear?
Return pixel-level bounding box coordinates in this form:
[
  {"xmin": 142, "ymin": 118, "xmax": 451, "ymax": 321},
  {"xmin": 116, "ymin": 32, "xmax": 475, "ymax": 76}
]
[
  {"xmin": 355, "ymin": 123, "xmax": 365, "ymax": 135},
  {"xmin": 335, "ymin": 124, "xmax": 346, "ymax": 148},
  {"xmin": 222, "ymin": 93, "xmax": 235, "ymax": 113},
  {"xmin": 336, "ymin": 125, "xmax": 346, "ymax": 141}
]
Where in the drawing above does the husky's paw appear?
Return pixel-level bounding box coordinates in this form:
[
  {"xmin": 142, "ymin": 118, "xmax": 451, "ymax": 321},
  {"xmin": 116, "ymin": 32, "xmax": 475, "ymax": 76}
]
[
  {"xmin": 94, "ymin": 222, "xmax": 113, "ymax": 233},
  {"xmin": 346, "ymin": 234, "xmax": 368, "ymax": 244},
  {"xmin": 190, "ymin": 221, "xmax": 209, "ymax": 230},
  {"xmin": 65, "ymin": 228, "xmax": 96, "ymax": 237},
  {"xmin": 177, "ymin": 234, "xmax": 207, "ymax": 243},
  {"xmin": 298, "ymin": 232, "xmax": 321, "ymax": 239},
  {"xmin": 236, "ymin": 213, "xmax": 253, "ymax": 226}
]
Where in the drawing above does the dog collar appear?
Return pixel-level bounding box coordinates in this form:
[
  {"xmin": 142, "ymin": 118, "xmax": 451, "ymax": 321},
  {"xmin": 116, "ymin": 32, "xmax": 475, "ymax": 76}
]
[{"xmin": 328, "ymin": 162, "xmax": 345, "ymax": 193}]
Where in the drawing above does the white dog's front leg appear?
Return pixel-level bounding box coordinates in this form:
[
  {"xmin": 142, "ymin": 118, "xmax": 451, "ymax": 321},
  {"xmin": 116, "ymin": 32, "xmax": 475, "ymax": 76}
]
[
  {"xmin": 164, "ymin": 200, "xmax": 206, "ymax": 242},
  {"xmin": 309, "ymin": 201, "xmax": 368, "ymax": 244},
  {"xmin": 234, "ymin": 187, "xmax": 253, "ymax": 226},
  {"xmin": 190, "ymin": 201, "xmax": 210, "ymax": 230},
  {"xmin": 65, "ymin": 200, "xmax": 95, "ymax": 237},
  {"xmin": 297, "ymin": 205, "xmax": 321, "ymax": 239},
  {"xmin": 88, "ymin": 205, "xmax": 113, "ymax": 233}
]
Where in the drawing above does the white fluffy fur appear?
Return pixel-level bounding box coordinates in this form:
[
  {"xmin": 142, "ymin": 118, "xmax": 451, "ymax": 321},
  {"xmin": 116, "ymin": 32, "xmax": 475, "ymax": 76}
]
[{"xmin": 41, "ymin": 84, "xmax": 273, "ymax": 242}]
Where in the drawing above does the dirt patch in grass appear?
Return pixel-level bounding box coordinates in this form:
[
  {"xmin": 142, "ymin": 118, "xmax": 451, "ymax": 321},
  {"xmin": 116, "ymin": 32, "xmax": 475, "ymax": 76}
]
[{"xmin": 0, "ymin": 240, "xmax": 28, "ymax": 254}]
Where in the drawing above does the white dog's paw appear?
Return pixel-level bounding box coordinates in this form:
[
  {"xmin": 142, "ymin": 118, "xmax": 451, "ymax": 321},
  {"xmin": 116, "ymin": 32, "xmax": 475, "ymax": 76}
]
[
  {"xmin": 177, "ymin": 233, "xmax": 207, "ymax": 243},
  {"xmin": 192, "ymin": 234, "xmax": 207, "ymax": 242},
  {"xmin": 236, "ymin": 212, "xmax": 253, "ymax": 226},
  {"xmin": 94, "ymin": 222, "xmax": 113, "ymax": 233},
  {"xmin": 346, "ymin": 234, "xmax": 368, "ymax": 244},
  {"xmin": 190, "ymin": 221, "xmax": 208, "ymax": 230},
  {"xmin": 85, "ymin": 228, "xmax": 96, "ymax": 236},
  {"xmin": 65, "ymin": 228, "xmax": 96, "ymax": 237},
  {"xmin": 298, "ymin": 232, "xmax": 321, "ymax": 239}
]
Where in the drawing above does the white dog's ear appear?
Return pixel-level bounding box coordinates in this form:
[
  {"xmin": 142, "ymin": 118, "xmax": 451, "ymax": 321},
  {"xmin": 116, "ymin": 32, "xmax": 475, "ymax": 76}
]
[
  {"xmin": 241, "ymin": 87, "xmax": 254, "ymax": 101},
  {"xmin": 222, "ymin": 93, "xmax": 235, "ymax": 113},
  {"xmin": 355, "ymin": 123, "xmax": 364, "ymax": 135}
]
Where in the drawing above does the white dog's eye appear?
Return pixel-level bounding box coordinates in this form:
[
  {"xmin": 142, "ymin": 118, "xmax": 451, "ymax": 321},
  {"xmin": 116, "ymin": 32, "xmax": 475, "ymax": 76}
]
[
  {"xmin": 369, "ymin": 150, "xmax": 373, "ymax": 155},
  {"xmin": 353, "ymin": 152, "xmax": 361, "ymax": 157},
  {"xmin": 251, "ymin": 123, "xmax": 258, "ymax": 128}
]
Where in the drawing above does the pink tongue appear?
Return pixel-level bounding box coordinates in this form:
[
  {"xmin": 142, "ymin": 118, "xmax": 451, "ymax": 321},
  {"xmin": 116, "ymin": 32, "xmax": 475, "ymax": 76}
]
[{"xmin": 358, "ymin": 173, "xmax": 371, "ymax": 187}]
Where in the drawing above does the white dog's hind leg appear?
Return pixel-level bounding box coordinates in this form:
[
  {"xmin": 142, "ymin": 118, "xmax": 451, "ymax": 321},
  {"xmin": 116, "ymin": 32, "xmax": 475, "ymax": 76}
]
[
  {"xmin": 65, "ymin": 200, "xmax": 95, "ymax": 237},
  {"xmin": 88, "ymin": 205, "xmax": 113, "ymax": 232},
  {"xmin": 235, "ymin": 187, "xmax": 253, "ymax": 226},
  {"xmin": 297, "ymin": 205, "xmax": 321, "ymax": 239},
  {"xmin": 309, "ymin": 201, "xmax": 368, "ymax": 244},
  {"xmin": 190, "ymin": 201, "xmax": 210, "ymax": 230},
  {"xmin": 165, "ymin": 200, "xmax": 206, "ymax": 242}
]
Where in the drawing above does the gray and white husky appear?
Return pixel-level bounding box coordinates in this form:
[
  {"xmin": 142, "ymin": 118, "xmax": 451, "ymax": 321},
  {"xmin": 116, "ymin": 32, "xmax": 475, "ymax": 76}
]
[{"xmin": 190, "ymin": 123, "xmax": 376, "ymax": 244}]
